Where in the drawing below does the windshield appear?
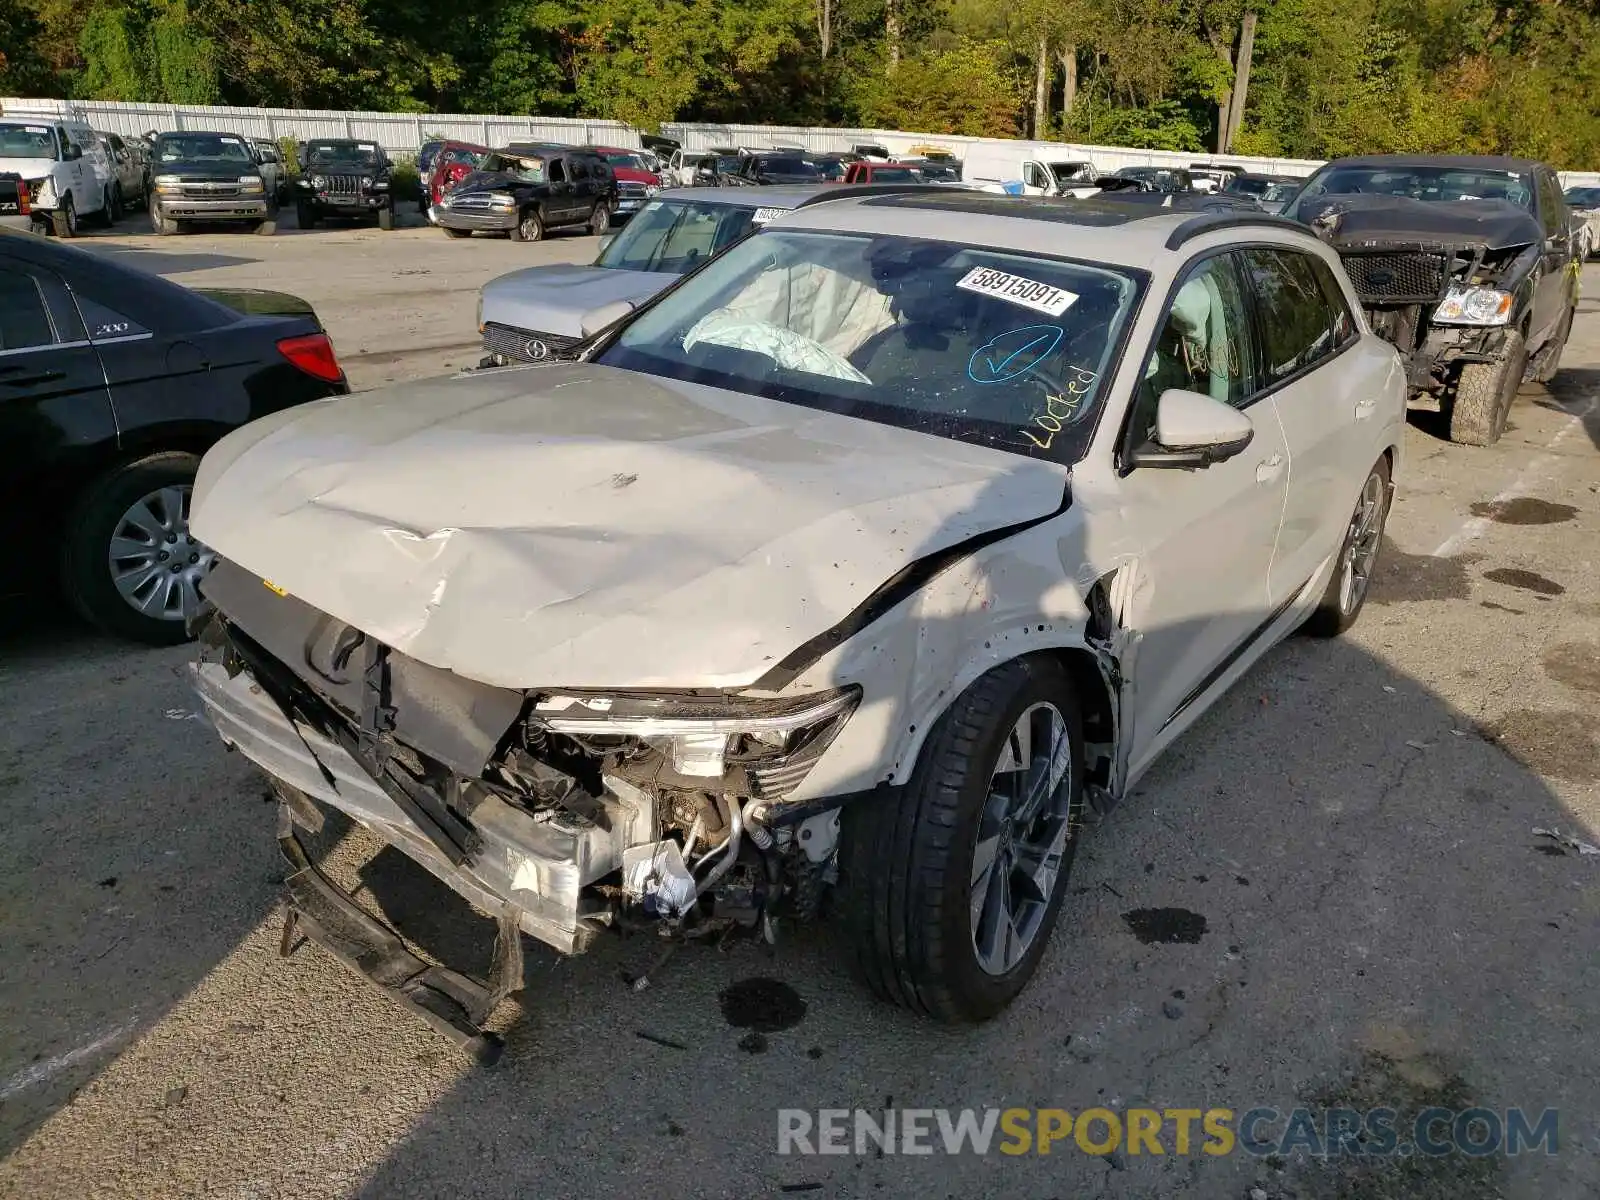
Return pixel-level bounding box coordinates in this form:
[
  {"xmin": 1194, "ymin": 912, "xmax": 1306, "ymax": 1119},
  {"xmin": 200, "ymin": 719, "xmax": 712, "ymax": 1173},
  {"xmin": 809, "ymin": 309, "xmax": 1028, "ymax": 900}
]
[
  {"xmin": 1564, "ymin": 186, "xmax": 1600, "ymax": 208},
  {"xmin": 1226, "ymin": 176, "xmax": 1272, "ymax": 197},
  {"xmin": 760, "ymin": 158, "xmax": 820, "ymax": 178},
  {"xmin": 1289, "ymin": 165, "xmax": 1533, "ymax": 213},
  {"xmin": 484, "ymin": 153, "xmax": 546, "ymax": 182},
  {"xmin": 305, "ymin": 141, "xmax": 380, "ymax": 168},
  {"xmin": 155, "ymin": 134, "xmax": 253, "ymax": 165},
  {"xmin": 1050, "ymin": 163, "xmax": 1093, "ymax": 183},
  {"xmin": 605, "ymin": 152, "xmax": 645, "ymax": 170},
  {"xmin": 0, "ymin": 123, "xmax": 57, "ymax": 160},
  {"xmin": 597, "ymin": 198, "xmax": 759, "ymax": 274},
  {"xmin": 597, "ymin": 230, "xmax": 1142, "ymax": 463},
  {"xmin": 1263, "ymin": 182, "xmax": 1300, "ymax": 202},
  {"xmin": 868, "ymin": 166, "xmax": 920, "ymax": 182},
  {"xmin": 812, "ymin": 158, "xmax": 847, "ymax": 181}
]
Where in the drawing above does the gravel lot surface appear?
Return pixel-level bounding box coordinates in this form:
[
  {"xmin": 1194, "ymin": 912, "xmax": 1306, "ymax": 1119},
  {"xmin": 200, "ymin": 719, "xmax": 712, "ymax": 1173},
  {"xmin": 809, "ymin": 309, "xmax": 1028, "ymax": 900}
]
[{"xmin": 1, "ymin": 212, "xmax": 1597, "ymax": 1199}]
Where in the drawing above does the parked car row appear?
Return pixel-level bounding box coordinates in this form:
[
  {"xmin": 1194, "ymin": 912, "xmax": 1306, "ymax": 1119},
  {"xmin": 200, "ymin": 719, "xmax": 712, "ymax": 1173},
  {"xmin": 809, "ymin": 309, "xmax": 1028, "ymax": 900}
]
[{"xmin": 1, "ymin": 106, "xmax": 408, "ymax": 238}]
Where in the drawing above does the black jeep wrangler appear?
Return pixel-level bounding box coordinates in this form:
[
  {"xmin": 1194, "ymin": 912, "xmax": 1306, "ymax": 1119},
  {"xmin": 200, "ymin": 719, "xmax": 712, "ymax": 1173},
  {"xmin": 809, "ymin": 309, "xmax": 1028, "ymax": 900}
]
[
  {"xmin": 1285, "ymin": 155, "xmax": 1579, "ymax": 446},
  {"xmin": 293, "ymin": 139, "xmax": 397, "ymax": 230}
]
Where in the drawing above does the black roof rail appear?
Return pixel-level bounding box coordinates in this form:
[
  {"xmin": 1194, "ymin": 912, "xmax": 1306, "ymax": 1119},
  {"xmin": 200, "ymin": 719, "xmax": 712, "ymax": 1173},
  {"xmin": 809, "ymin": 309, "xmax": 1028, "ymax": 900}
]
[{"xmin": 1165, "ymin": 210, "xmax": 1308, "ymax": 249}]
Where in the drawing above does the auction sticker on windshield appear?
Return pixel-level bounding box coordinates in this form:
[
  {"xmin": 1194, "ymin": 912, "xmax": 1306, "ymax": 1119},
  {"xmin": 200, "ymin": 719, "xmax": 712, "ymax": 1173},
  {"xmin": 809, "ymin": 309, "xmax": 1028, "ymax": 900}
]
[
  {"xmin": 752, "ymin": 207, "xmax": 788, "ymax": 224},
  {"xmin": 957, "ymin": 267, "xmax": 1078, "ymax": 317}
]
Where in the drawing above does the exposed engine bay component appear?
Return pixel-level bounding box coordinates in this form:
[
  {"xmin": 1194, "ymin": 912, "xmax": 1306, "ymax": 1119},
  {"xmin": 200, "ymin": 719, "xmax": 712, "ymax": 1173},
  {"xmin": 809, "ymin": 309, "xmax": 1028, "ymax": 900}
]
[{"xmin": 191, "ymin": 555, "xmax": 864, "ymax": 981}]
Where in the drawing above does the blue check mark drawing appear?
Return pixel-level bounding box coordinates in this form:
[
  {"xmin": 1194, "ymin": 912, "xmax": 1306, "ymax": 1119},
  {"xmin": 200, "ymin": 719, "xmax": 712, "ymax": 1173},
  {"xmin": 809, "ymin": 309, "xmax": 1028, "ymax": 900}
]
[{"xmin": 969, "ymin": 325, "xmax": 1063, "ymax": 384}]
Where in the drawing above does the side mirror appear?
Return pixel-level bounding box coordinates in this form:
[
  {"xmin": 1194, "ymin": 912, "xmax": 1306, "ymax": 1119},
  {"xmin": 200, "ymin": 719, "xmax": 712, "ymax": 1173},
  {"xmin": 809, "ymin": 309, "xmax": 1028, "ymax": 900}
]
[
  {"xmin": 1128, "ymin": 388, "xmax": 1255, "ymax": 469},
  {"xmin": 579, "ymin": 299, "xmax": 634, "ymax": 338},
  {"xmin": 63, "ymin": 143, "xmax": 83, "ymax": 161}
]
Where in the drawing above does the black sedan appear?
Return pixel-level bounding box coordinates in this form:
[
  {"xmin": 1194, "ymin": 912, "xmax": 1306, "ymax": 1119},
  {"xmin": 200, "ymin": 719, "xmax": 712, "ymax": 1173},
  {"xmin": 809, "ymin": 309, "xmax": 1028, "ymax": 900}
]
[{"xmin": 0, "ymin": 227, "xmax": 348, "ymax": 643}]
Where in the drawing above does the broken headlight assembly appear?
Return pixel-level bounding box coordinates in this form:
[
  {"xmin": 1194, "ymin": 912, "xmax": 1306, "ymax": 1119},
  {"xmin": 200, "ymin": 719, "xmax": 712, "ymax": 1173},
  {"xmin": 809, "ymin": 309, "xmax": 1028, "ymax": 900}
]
[
  {"xmin": 1433, "ymin": 283, "xmax": 1513, "ymax": 326},
  {"xmin": 533, "ymin": 686, "xmax": 860, "ymax": 800}
]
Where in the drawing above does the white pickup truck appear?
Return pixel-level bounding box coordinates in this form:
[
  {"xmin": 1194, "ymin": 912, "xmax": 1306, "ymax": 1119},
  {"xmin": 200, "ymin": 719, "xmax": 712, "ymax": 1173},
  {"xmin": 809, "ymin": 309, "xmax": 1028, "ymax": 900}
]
[{"xmin": 0, "ymin": 110, "xmax": 112, "ymax": 236}]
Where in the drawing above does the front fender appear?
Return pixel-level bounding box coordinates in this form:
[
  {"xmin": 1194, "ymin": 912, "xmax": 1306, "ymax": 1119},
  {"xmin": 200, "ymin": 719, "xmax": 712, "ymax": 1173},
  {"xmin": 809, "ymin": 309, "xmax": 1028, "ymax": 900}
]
[{"xmin": 785, "ymin": 517, "xmax": 1115, "ymax": 801}]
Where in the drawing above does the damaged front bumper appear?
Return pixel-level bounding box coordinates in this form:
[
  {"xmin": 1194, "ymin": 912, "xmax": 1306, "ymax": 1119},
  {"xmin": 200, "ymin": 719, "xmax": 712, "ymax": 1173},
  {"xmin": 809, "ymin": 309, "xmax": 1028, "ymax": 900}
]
[
  {"xmin": 192, "ymin": 658, "xmax": 649, "ymax": 954},
  {"xmin": 189, "ymin": 556, "xmax": 862, "ymax": 1046}
]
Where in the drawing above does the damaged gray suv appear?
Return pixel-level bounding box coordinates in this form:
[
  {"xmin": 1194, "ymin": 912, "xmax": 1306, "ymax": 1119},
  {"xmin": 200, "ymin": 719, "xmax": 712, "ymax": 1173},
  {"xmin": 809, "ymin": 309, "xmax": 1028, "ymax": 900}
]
[{"xmin": 189, "ymin": 193, "xmax": 1406, "ymax": 1057}]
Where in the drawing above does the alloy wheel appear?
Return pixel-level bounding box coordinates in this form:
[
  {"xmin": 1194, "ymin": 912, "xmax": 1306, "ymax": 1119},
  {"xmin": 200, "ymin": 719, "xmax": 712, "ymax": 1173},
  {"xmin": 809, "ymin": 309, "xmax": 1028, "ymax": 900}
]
[
  {"xmin": 1338, "ymin": 471, "xmax": 1385, "ymax": 614},
  {"xmin": 106, "ymin": 484, "xmax": 214, "ymax": 623},
  {"xmin": 969, "ymin": 701, "xmax": 1077, "ymax": 976}
]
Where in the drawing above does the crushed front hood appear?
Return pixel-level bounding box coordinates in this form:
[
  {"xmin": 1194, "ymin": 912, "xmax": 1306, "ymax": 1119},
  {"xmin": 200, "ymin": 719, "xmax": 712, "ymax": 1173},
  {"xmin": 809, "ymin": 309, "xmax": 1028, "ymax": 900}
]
[
  {"xmin": 191, "ymin": 364, "xmax": 1069, "ymax": 690},
  {"xmin": 1299, "ymin": 194, "xmax": 1542, "ymax": 251},
  {"xmin": 479, "ymin": 266, "xmax": 669, "ymax": 338}
]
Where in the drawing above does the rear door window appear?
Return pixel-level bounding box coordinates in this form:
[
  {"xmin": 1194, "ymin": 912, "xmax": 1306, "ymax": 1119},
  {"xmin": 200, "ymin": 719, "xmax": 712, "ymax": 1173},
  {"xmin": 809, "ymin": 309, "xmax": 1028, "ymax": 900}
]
[{"xmin": 0, "ymin": 269, "xmax": 57, "ymax": 352}]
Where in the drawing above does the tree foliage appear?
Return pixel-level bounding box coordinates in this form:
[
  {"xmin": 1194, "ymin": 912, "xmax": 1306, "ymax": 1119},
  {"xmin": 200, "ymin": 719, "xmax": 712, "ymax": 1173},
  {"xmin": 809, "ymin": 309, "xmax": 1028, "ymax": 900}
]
[{"xmin": 3, "ymin": 0, "xmax": 1597, "ymax": 167}]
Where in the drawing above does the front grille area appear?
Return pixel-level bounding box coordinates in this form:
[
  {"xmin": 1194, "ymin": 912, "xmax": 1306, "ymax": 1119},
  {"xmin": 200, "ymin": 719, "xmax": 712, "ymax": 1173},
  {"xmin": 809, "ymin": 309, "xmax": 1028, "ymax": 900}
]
[
  {"xmin": 482, "ymin": 322, "xmax": 582, "ymax": 364},
  {"xmin": 181, "ymin": 182, "xmax": 239, "ymax": 198},
  {"xmin": 619, "ymin": 182, "xmax": 648, "ymax": 199},
  {"xmin": 1341, "ymin": 251, "xmax": 1449, "ymax": 303},
  {"xmin": 324, "ymin": 173, "xmax": 365, "ymax": 197},
  {"xmin": 448, "ymin": 192, "xmax": 499, "ymax": 211}
]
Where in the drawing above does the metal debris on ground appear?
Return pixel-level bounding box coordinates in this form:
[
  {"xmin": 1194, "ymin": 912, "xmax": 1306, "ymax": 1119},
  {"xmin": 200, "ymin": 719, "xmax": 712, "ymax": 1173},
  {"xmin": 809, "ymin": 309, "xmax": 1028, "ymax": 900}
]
[{"xmin": 1532, "ymin": 827, "xmax": 1600, "ymax": 856}]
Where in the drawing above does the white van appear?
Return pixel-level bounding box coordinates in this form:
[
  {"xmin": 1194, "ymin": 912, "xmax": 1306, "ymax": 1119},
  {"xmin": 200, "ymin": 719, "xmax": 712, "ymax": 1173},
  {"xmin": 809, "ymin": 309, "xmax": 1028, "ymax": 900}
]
[
  {"xmin": 0, "ymin": 107, "xmax": 112, "ymax": 235},
  {"xmin": 960, "ymin": 143, "xmax": 1101, "ymax": 198}
]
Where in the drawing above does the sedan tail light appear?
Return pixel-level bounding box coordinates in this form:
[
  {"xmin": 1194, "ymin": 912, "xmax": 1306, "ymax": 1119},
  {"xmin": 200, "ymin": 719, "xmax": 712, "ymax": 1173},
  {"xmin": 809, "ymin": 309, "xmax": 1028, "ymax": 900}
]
[{"xmin": 276, "ymin": 332, "xmax": 344, "ymax": 383}]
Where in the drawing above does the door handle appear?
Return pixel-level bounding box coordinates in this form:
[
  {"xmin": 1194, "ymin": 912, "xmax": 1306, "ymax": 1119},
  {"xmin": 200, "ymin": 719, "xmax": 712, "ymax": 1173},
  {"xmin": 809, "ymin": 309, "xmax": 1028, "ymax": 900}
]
[
  {"xmin": 1353, "ymin": 397, "xmax": 1377, "ymax": 420},
  {"xmin": 1255, "ymin": 453, "xmax": 1285, "ymax": 484}
]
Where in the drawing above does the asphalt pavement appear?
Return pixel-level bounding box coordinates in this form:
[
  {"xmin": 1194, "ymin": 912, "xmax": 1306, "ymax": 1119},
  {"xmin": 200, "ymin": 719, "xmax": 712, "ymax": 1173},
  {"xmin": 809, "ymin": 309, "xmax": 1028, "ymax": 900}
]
[{"xmin": 0, "ymin": 220, "xmax": 1596, "ymax": 1200}]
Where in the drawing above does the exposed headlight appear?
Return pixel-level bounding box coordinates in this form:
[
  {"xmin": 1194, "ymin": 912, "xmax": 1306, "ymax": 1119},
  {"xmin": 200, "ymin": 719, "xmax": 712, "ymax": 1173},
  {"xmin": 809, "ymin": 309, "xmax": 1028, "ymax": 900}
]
[
  {"xmin": 153, "ymin": 173, "xmax": 182, "ymax": 194},
  {"xmin": 487, "ymin": 192, "xmax": 515, "ymax": 209},
  {"xmin": 31, "ymin": 175, "xmax": 56, "ymax": 205},
  {"xmin": 310, "ymin": 174, "xmax": 327, "ymax": 189},
  {"xmin": 238, "ymin": 175, "xmax": 264, "ymax": 193},
  {"xmin": 1434, "ymin": 284, "xmax": 1513, "ymax": 326},
  {"xmin": 535, "ymin": 687, "xmax": 860, "ymax": 787}
]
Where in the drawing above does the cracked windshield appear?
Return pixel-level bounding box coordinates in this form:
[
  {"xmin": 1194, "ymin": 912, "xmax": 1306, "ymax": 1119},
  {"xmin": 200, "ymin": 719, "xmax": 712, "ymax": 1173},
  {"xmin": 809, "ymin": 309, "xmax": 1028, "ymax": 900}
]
[{"xmin": 600, "ymin": 229, "xmax": 1141, "ymax": 460}]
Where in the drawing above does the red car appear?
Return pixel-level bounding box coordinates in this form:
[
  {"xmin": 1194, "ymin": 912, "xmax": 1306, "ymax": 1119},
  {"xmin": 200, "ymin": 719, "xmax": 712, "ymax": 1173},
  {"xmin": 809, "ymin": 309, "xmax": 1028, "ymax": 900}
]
[
  {"xmin": 840, "ymin": 161, "xmax": 925, "ymax": 185},
  {"xmin": 421, "ymin": 140, "xmax": 488, "ymax": 224},
  {"xmin": 582, "ymin": 146, "xmax": 662, "ymax": 219}
]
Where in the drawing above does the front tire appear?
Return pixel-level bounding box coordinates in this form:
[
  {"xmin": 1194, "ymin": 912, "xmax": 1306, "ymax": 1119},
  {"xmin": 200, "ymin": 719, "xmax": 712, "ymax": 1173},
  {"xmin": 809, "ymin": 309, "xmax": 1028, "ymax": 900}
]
[
  {"xmin": 837, "ymin": 657, "xmax": 1084, "ymax": 1022},
  {"xmin": 443, "ymin": 225, "xmax": 470, "ymax": 239},
  {"xmin": 295, "ymin": 202, "xmax": 316, "ymax": 230},
  {"xmin": 150, "ymin": 195, "xmax": 177, "ymax": 236},
  {"xmin": 61, "ymin": 452, "xmax": 212, "ymax": 645},
  {"xmin": 1449, "ymin": 328, "xmax": 1526, "ymax": 446},
  {"xmin": 589, "ymin": 203, "xmax": 611, "ymax": 235},
  {"xmin": 50, "ymin": 193, "xmax": 77, "ymax": 238},
  {"xmin": 254, "ymin": 218, "xmax": 276, "ymax": 235},
  {"xmin": 1302, "ymin": 457, "xmax": 1390, "ymax": 638},
  {"xmin": 509, "ymin": 207, "xmax": 544, "ymax": 242},
  {"xmin": 106, "ymin": 186, "xmax": 123, "ymax": 224}
]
